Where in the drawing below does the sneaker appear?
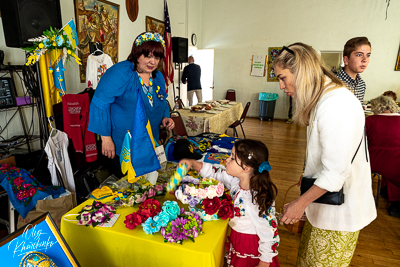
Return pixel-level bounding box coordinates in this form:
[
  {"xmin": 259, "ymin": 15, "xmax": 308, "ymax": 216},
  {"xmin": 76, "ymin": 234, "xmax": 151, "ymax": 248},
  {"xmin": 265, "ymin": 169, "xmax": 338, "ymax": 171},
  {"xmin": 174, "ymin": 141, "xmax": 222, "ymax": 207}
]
[{"xmin": 286, "ymin": 119, "xmax": 292, "ymax": 124}]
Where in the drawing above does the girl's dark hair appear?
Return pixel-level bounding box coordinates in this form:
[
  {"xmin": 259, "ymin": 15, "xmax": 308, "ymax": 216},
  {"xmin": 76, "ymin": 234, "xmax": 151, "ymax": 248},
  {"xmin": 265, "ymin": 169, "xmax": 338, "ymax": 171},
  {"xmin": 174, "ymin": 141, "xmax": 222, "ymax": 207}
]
[
  {"xmin": 127, "ymin": 32, "xmax": 165, "ymax": 78},
  {"xmin": 233, "ymin": 139, "xmax": 277, "ymax": 217}
]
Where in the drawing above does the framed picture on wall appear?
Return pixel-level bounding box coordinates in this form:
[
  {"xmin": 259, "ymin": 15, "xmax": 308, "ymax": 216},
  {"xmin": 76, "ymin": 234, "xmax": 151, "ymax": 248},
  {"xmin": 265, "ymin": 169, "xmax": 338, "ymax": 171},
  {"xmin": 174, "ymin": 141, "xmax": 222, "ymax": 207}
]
[
  {"xmin": 395, "ymin": 45, "xmax": 400, "ymax": 71},
  {"xmin": 145, "ymin": 16, "xmax": 165, "ymax": 36},
  {"xmin": 73, "ymin": 0, "xmax": 120, "ymax": 83},
  {"xmin": 267, "ymin": 47, "xmax": 282, "ymax": 82}
]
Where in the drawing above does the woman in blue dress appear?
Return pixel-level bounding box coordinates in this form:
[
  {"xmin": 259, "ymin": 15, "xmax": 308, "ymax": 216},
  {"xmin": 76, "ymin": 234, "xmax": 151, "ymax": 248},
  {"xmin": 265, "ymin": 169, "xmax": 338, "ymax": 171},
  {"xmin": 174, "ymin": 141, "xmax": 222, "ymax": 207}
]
[{"xmin": 88, "ymin": 32, "xmax": 174, "ymax": 176}]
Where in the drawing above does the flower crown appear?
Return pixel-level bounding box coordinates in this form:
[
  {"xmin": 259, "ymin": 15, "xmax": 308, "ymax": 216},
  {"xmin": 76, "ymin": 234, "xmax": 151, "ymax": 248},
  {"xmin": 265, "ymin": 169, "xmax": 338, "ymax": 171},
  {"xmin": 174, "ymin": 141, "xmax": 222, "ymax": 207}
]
[{"xmin": 135, "ymin": 32, "xmax": 165, "ymax": 47}]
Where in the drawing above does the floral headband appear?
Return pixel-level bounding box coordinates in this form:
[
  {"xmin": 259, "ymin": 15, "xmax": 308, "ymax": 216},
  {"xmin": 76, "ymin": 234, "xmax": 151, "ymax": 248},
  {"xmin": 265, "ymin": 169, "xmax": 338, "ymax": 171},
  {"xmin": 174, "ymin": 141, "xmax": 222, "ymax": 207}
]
[{"xmin": 135, "ymin": 32, "xmax": 165, "ymax": 47}]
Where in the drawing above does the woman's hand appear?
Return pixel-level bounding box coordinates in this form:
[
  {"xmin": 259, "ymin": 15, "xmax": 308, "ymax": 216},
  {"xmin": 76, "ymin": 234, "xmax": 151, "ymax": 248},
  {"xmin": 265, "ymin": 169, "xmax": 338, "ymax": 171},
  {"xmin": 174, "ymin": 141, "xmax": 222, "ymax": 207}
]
[
  {"xmin": 162, "ymin": 117, "xmax": 175, "ymax": 130},
  {"xmin": 178, "ymin": 159, "xmax": 202, "ymax": 172},
  {"xmin": 280, "ymin": 198, "xmax": 306, "ymax": 225},
  {"xmin": 256, "ymin": 261, "xmax": 270, "ymax": 267},
  {"xmin": 101, "ymin": 136, "xmax": 116, "ymax": 159}
]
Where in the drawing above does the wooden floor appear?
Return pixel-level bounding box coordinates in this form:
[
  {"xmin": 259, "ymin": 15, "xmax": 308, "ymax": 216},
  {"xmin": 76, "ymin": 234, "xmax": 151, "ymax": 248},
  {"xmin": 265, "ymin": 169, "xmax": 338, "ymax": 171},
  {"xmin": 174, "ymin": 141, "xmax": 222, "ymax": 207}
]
[{"xmin": 228, "ymin": 117, "xmax": 400, "ymax": 267}]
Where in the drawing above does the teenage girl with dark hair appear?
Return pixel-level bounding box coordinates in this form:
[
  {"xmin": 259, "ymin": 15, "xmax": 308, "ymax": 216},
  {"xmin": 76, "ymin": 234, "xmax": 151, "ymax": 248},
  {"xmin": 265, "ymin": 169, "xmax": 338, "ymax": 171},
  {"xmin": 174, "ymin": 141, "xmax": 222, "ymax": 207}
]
[{"xmin": 180, "ymin": 139, "xmax": 280, "ymax": 267}]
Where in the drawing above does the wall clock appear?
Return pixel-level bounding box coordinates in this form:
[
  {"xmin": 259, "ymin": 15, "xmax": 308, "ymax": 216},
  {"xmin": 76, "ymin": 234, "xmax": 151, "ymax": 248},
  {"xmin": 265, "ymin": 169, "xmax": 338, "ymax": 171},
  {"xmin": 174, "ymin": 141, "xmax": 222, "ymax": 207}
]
[{"xmin": 191, "ymin": 33, "xmax": 197, "ymax": 46}]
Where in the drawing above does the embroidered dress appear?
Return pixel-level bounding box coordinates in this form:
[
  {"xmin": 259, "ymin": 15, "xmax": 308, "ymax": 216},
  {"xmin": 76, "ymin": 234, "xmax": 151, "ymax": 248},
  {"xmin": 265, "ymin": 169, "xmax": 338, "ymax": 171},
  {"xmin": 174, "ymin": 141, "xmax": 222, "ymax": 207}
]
[
  {"xmin": 88, "ymin": 61, "xmax": 170, "ymax": 156},
  {"xmin": 86, "ymin": 53, "xmax": 113, "ymax": 89},
  {"xmin": 45, "ymin": 130, "xmax": 76, "ymax": 192},
  {"xmin": 297, "ymin": 220, "xmax": 360, "ymax": 267},
  {"xmin": 336, "ymin": 68, "xmax": 366, "ymax": 103},
  {"xmin": 200, "ymin": 162, "xmax": 280, "ymax": 266}
]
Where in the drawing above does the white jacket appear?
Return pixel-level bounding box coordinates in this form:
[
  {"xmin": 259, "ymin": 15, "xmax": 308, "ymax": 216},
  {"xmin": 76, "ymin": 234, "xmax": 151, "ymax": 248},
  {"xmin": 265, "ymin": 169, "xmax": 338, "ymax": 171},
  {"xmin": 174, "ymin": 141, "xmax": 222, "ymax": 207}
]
[{"xmin": 305, "ymin": 87, "xmax": 376, "ymax": 232}]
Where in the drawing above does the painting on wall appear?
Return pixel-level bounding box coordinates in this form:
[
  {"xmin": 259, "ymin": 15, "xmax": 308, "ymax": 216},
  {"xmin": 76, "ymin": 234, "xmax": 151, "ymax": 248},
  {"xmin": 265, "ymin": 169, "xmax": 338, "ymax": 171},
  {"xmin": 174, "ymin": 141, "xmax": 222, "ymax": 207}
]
[
  {"xmin": 145, "ymin": 16, "xmax": 165, "ymax": 36},
  {"xmin": 395, "ymin": 45, "xmax": 400, "ymax": 71},
  {"xmin": 74, "ymin": 0, "xmax": 120, "ymax": 83},
  {"xmin": 267, "ymin": 47, "xmax": 282, "ymax": 82}
]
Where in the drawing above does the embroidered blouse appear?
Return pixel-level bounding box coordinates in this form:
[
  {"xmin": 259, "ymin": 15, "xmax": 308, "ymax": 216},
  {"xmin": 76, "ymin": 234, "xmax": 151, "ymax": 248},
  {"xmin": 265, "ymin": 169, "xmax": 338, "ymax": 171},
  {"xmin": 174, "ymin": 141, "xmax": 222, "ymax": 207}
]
[{"xmin": 200, "ymin": 162, "xmax": 279, "ymax": 263}]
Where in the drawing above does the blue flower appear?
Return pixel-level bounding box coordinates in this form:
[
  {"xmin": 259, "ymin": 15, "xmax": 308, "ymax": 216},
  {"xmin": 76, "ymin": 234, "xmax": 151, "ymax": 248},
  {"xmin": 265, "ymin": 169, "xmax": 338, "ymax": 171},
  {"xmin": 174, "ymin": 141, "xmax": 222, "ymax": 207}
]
[
  {"xmin": 142, "ymin": 217, "xmax": 161, "ymax": 234},
  {"xmin": 43, "ymin": 39, "xmax": 51, "ymax": 48},
  {"xmin": 162, "ymin": 201, "xmax": 180, "ymax": 221},
  {"xmin": 154, "ymin": 212, "xmax": 170, "ymax": 227},
  {"xmin": 55, "ymin": 35, "xmax": 64, "ymax": 46}
]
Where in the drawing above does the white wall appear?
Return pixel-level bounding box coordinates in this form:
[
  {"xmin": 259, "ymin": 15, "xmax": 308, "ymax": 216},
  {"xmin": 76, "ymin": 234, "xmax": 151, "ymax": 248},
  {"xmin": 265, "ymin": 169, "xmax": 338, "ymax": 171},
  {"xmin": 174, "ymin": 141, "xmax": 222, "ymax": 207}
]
[{"xmin": 200, "ymin": 0, "xmax": 400, "ymax": 118}]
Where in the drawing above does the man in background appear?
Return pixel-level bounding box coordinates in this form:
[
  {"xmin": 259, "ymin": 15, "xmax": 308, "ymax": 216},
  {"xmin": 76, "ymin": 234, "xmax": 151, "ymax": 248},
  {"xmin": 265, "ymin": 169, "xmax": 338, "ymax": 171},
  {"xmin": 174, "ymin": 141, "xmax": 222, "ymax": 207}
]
[
  {"xmin": 336, "ymin": 37, "xmax": 371, "ymax": 104},
  {"xmin": 182, "ymin": 56, "xmax": 202, "ymax": 106}
]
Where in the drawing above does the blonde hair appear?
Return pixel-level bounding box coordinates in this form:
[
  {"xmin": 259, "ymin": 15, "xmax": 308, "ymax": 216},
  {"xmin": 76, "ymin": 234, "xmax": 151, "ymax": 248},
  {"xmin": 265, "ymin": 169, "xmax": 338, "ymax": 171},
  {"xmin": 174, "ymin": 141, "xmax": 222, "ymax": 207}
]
[
  {"xmin": 272, "ymin": 43, "xmax": 345, "ymax": 126},
  {"xmin": 370, "ymin": 95, "xmax": 398, "ymax": 114}
]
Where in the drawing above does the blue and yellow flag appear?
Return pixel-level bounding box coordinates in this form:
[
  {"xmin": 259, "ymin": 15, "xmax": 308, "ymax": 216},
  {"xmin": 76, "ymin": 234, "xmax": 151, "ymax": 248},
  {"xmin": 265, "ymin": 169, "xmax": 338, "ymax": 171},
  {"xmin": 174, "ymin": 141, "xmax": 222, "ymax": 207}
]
[
  {"xmin": 130, "ymin": 86, "xmax": 161, "ymax": 177},
  {"xmin": 62, "ymin": 19, "xmax": 79, "ymax": 50},
  {"xmin": 120, "ymin": 131, "xmax": 137, "ymax": 183}
]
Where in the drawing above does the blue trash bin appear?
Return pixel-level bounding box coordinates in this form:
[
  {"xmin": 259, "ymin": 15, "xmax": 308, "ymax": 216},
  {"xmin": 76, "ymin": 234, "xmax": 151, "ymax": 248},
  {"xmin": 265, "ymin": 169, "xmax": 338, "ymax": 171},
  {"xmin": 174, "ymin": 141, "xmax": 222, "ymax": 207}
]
[{"xmin": 259, "ymin": 93, "xmax": 279, "ymax": 121}]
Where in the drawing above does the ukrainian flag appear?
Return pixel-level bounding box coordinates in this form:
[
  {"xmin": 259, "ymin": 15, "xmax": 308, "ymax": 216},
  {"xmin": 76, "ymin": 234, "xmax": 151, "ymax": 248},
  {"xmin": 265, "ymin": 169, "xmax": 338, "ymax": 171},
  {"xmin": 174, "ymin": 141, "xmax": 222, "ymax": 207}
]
[
  {"xmin": 62, "ymin": 19, "xmax": 79, "ymax": 50},
  {"xmin": 120, "ymin": 131, "xmax": 137, "ymax": 183},
  {"xmin": 121, "ymin": 86, "xmax": 160, "ymax": 181}
]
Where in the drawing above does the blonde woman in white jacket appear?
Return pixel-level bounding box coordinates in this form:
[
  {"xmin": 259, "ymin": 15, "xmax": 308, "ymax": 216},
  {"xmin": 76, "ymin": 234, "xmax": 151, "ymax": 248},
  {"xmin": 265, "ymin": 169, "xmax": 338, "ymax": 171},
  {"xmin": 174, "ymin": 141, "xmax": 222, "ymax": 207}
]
[{"xmin": 274, "ymin": 43, "xmax": 376, "ymax": 267}]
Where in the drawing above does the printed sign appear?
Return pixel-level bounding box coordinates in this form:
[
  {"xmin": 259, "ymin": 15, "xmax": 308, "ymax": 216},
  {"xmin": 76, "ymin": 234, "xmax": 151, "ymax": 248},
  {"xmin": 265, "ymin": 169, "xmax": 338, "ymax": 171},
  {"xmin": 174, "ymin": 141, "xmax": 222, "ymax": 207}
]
[{"xmin": 0, "ymin": 213, "xmax": 80, "ymax": 266}]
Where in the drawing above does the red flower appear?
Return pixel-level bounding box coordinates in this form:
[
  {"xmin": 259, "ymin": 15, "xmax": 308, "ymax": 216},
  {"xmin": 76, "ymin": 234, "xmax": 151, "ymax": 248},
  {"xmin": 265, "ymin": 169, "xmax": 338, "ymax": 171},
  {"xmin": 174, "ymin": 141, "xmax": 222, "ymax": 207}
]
[
  {"xmin": 202, "ymin": 196, "xmax": 221, "ymax": 215},
  {"xmin": 124, "ymin": 212, "xmax": 143, "ymax": 230},
  {"xmin": 139, "ymin": 199, "xmax": 161, "ymax": 216},
  {"xmin": 225, "ymin": 193, "xmax": 232, "ymax": 202},
  {"xmin": 271, "ymin": 242, "xmax": 279, "ymax": 252},
  {"xmin": 274, "ymin": 229, "xmax": 279, "ymax": 237},
  {"xmin": 218, "ymin": 199, "xmax": 234, "ymax": 220},
  {"xmin": 234, "ymin": 207, "xmax": 241, "ymax": 217},
  {"xmin": 13, "ymin": 177, "xmax": 24, "ymax": 187},
  {"xmin": 137, "ymin": 208, "xmax": 152, "ymax": 221},
  {"xmin": 28, "ymin": 187, "xmax": 37, "ymax": 197},
  {"xmin": 270, "ymin": 219, "xmax": 277, "ymax": 228}
]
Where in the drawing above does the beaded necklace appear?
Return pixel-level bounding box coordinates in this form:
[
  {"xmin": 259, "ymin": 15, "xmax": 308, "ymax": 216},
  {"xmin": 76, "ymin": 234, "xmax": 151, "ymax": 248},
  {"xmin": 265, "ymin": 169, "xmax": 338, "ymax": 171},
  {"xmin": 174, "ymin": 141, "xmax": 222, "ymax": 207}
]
[{"xmin": 139, "ymin": 75, "xmax": 154, "ymax": 107}]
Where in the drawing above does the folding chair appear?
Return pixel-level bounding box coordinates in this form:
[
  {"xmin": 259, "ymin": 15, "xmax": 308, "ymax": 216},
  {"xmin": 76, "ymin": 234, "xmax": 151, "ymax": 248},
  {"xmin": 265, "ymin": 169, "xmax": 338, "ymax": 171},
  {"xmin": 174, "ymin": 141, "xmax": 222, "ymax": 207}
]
[
  {"xmin": 226, "ymin": 102, "xmax": 251, "ymax": 138},
  {"xmin": 225, "ymin": 89, "xmax": 236, "ymax": 101},
  {"xmin": 170, "ymin": 111, "xmax": 188, "ymax": 136}
]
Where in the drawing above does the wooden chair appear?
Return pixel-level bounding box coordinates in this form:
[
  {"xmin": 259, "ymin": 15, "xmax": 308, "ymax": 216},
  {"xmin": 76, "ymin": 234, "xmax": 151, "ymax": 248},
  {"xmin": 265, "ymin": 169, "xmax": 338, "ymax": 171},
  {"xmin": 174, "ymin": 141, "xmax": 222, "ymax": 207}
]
[
  {"xmin": 225, "ymin": 89, "xmax": 236, "ymax": 101},
  {"xmin": 226, "ymin": 102, "xmax": 251, "ymax": 138},
  {"xmin": 170, "ymin": 111, "xmax": 188, "ymax": 136},
  {"xmin": 372, "ymin": 172, "xmax": 382, "ymax": 207}
]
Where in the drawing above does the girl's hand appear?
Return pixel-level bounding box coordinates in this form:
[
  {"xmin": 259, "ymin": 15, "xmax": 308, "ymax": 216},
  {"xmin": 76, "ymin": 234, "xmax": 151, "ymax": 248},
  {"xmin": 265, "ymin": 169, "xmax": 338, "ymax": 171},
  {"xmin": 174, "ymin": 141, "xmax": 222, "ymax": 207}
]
[
  {"xmin": 101, "ymin": 136, "xmax": 116, "ymax": 159},
  {"xmin": 256, "ymin": 261, "xmax": 270, "ymax": 267},
  {"xmin": 162, "ymin": 117, "xmax": 175, "ymax": 130},
  {"xmin": 178, "ymin": 159, "xmax": 202, "ymax": 172},
  {"xmin": 280, "ymin": 198, "xmax": 306, "ymax": 225}
]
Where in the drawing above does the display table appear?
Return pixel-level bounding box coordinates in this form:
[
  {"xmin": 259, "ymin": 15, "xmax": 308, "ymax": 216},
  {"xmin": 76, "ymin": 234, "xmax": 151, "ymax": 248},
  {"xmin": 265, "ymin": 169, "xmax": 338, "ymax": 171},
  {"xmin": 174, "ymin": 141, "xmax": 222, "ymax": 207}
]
[
  {"xmin": 178, "ymin": 103, "xmax": 243, "ymax": 136},
  {"xmin": 61, "ymin": 193, "xmax": 229, "ymax": 267}
]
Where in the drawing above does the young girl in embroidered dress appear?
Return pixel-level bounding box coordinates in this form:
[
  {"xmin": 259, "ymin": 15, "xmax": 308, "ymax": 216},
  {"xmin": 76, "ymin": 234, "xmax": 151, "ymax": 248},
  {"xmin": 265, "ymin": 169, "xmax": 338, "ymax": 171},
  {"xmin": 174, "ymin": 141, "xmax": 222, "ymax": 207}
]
[{"xmin": 180, "ymin": 139, "xmax": 280, "ymax": 267}]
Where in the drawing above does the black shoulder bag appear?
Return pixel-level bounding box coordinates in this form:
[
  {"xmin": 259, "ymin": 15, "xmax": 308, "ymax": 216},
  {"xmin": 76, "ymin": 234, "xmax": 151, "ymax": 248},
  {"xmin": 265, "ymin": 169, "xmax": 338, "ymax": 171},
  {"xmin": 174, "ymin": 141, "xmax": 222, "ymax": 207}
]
[{"xmin": 300, "ymin": 109, "xmax": 367, "ymax": 205}]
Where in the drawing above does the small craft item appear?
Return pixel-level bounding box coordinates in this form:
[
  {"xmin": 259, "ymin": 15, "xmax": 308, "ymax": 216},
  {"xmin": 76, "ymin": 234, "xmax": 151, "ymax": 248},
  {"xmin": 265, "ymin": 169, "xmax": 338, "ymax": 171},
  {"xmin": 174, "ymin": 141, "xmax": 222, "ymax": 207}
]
[
  {"xmin": 76, "ymin": 200, "xmax": 116, "ymax": 227},
  {"xmin": 91, "ymin": 186, "xmax": 113, "ymax": 200},
  {"xmin": 20, "ymin": 251, "xmax": 57, "ymax": 267},
  {"xmin": 175, "ymin": 177, "xmax": 234, "ymax": 221},
  {"xmin": 166, "ymin": 163, "xmax": 188, "ymax": 192}
]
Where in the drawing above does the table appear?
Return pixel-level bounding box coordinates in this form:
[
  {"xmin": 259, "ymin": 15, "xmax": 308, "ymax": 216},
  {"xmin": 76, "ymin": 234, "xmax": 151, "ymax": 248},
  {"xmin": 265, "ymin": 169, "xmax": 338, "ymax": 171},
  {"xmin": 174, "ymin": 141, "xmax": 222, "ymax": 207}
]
[
  {"xmin": 178, "ymin": 103, "xmax": 243, "ymax": 136},
  {"xmin": 61, "ymin": 194, "xmax": 229, "ymax": 267}
]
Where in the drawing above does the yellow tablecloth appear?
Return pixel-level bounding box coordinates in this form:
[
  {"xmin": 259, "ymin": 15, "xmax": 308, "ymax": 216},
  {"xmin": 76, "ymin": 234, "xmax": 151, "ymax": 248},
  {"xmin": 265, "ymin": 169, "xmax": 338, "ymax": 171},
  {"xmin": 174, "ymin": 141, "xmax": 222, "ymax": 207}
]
[
  {"xmin": 61, "ymin": 194, "xmax": 229, "ymax": 267},
  {"xmin": 178, "ymin": 103, "xmax": 244, "ymax": 136}
]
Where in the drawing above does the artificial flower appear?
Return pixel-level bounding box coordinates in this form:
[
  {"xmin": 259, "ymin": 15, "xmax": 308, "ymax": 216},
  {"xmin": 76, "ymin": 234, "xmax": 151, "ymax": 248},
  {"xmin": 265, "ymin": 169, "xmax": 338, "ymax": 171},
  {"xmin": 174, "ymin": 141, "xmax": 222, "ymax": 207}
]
[
  {"xmin": 82, "ymin": 204, "xmax": 93, "ymax": 211},
  {"xmin": 147, "ymin": 188, "xmax": 156, "ymax": 198},
  {"xmin": 196, "ymin": 188, "xmax": 207, "ymax": 199},
  {"xmin": 138, "ymin": 208, "xmax": 152, "ymax": 222},
  {"xmin": 124, "ymin": 213, "xmax": 142, "ymax": 230},
  {"xmin": 162, "ymin": 201, "xmax": 181, "ymax": 220},
  {"xmin": 55, "ymin": 35, "xmax": 63, "ymax": 46},
  {"xmin": 218, "ymin": 199, "xmax": 234, "ymax": 220},
  {"xmin": 216, "ymin": 183, "xmax": 224, "ymax": 197},
  {"xmin": 140, "ymin": 199, "xmax": 161, "ymax": 216},
  {"xmin": 142, "ymin": 217, "xmax": 161, "ymax": 234},
  {"xmin": 91, "ymin": 210, "xmax": 107, "ymax": 223},
  {"xmin": 188, "ymin": 197, "xmax": 200, "ymax": 208},
  {"xmin": 38, "ymin": 43, "xmax": 44, "ymax": 49},
  {"xmin": 207, "ymin": 186, "xmax": 218, "ymax": 199},
  {"xmin": 153, "ymin": 212, "xmax": 170, "ymax": 227},
  {"xmin": 77, "ymin": 211, "xmax": 92, "ymax": 226},
  {"xmin": 202, "ymin": 196, "xmax": 221, "ymax": 215}
]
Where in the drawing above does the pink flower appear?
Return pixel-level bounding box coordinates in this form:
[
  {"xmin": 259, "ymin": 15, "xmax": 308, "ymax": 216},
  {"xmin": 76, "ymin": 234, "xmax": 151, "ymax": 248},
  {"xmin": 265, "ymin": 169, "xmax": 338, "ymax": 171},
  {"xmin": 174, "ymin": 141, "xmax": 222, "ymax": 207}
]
[
  {"xmin": 196, "ymin": 188, "xmax": 207, "ymax": 199},
  {"xmin": 216, "ymin": 183, "xmax": 224, "ymax": 197},
  {"xmin": 28, "ymin": 187, "xmax": 36, "ymax": 197},
  {"xmin": 148, "ymin": 188, "xmax": 156, "ymax": 198},
  {"xmin": 23, "ymin": 183, "xmax": 32, "ymax": 189},
  {"xmin": 155, "ymin": 184, "xmax": 163, "ymax": 193},
  {"xmin": 16, "ymin": 190, "xmax": 28, "ymax": 200},
  {"xmin": 13, "ymin": 177, "xmax": 24, "ymax": 187}
]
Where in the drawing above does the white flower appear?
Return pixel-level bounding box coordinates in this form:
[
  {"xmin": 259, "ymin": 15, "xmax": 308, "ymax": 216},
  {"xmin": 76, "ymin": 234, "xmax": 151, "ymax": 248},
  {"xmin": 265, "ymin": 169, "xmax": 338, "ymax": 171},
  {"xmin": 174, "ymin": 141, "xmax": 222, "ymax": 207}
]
[
  {"xmin": 181, "ymin": 195, "xmax": 189, "ymax": 204},
  {"xmin": 175, "ymin": 189, "xmax": 183, "ymax": 201},
  {"xmin": 207, "ymin": 186, "xmax": 218, "ymax": 198},
  {"xmin": 188, "ymin": 186, "xmax": 197, "ymax": 196}
]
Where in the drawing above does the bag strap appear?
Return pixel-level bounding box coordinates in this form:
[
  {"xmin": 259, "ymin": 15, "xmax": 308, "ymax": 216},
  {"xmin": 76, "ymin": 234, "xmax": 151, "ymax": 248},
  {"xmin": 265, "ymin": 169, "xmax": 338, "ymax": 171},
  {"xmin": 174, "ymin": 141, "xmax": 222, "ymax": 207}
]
[{"xmin": 351, "ymin": 127, "xmax": 365, "ymax": 164}]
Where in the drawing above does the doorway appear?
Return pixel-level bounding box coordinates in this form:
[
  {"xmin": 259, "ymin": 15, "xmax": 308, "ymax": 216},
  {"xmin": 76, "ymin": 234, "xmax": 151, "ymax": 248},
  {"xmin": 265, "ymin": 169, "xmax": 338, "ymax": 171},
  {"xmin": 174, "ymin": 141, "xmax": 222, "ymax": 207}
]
[{"xmin": 188, "ymin": 48, "xmax": 214, "ymax": 104}]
